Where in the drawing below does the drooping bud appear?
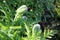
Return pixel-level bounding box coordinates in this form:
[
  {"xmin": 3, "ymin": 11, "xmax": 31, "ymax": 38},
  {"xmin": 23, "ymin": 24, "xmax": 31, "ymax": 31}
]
[
  {"xmin": 32, "ymin": 24, "xmax": 41, "ymax": 35},
  {"xmin": 14, "ymin": 5, "xmax": 28, "ymax": 21},
  {"xmin": 16, "ymin": 5, "xmax": 28, "ymax": 13}
]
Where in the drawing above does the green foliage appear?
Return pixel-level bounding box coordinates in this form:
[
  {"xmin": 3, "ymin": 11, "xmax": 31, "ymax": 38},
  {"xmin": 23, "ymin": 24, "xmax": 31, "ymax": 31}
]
[{"xmin": 0, "ymin": 0, "xmax": 59, "ymax": 40}]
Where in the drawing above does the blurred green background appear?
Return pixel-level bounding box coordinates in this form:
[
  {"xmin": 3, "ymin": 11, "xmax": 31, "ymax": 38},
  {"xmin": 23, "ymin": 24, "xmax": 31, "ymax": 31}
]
[{"xmin": 0, "ymin": 0, "xmax": 60, "ymax": 40}]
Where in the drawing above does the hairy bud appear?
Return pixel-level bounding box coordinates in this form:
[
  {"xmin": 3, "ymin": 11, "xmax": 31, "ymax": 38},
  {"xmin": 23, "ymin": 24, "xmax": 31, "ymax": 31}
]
[{"xmin": 32, "ymin": 24, "xmax": 40, "ymax": 35}]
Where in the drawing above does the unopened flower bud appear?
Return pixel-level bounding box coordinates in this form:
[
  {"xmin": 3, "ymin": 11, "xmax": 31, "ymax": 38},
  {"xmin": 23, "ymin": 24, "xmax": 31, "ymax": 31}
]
[
  {"xmin": 16, "ymin": 5, "xmax": 28, "ymax": 13},
  {"xmin": 32, "ymin": 24, "xmax": 41, "ymax": 35},
  {"xmin": 14, "ymin": 5, "xmax": 28, "ymax": 21},
  {"xmin": 22, "ymin": 16, "xmax": 28, "ymax": 21}
]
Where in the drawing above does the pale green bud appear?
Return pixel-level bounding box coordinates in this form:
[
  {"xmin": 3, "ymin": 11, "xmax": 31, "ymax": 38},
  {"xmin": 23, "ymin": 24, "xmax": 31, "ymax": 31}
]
[
  {"xmin": 32, "ymin": 24, "xmax": 40, "ymax": 35},
  {"xmin": 14, "ymin": 5, "xmax": 28, "ymax": 21},
  {"xmin": 16, "ymin": 5, "xmax": 28, "ymax": 13},
  {"xmin": 22, "ymin": 16, "xmax": 28, "ymax": 21}
]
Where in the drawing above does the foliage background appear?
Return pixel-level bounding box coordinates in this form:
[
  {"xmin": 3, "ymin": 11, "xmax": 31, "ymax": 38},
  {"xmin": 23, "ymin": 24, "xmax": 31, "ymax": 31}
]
[{"xmin": 0, "ymin": 0, "xmax": 60, "ymax": 40}]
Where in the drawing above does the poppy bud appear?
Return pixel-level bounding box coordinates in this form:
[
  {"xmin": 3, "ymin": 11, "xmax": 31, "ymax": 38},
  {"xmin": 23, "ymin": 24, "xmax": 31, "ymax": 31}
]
[
  {"xmin": 32, "ymin": 24, "xmax": 41, "ymax": 35},
  {"xmin": 14, "ymin": 5, "xmax": 28, "ymax": 21},
  {"xmin": 22, "ymin": 16, "xmax": 28, "ymax": 21},
  {"xmin": 16, "ymin": 5, "xmax": 28, "ymax": 13}
]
